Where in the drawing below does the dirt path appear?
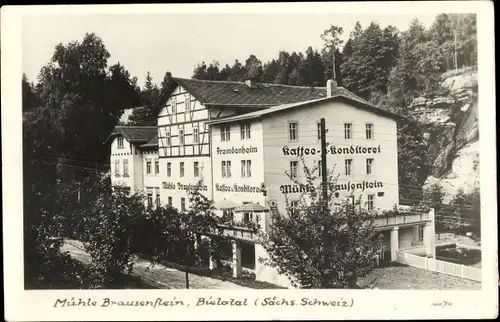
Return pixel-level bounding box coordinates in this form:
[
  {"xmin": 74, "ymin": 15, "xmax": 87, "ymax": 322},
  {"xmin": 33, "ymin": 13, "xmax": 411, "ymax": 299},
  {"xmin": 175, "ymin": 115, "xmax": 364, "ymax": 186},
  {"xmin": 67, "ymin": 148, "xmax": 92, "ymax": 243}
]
[{"xmin": 61, "ymin": 239, "xmax": 247, "ymax": 289}]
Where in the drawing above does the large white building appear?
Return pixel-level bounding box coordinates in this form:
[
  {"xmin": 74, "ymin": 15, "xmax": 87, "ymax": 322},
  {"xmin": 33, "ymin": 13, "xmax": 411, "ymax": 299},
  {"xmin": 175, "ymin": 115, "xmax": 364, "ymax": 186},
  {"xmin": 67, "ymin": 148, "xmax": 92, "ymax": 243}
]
[{"xmin": 108, "ymin": 78, "xmax": 436, "ymax": 288}]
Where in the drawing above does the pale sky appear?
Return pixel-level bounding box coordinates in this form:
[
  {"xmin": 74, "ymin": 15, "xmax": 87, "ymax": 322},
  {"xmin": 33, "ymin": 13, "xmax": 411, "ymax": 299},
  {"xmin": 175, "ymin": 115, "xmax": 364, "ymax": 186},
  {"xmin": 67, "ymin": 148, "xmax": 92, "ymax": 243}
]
[{"xmin": 22, "ymin": 13, "xmax": 438, "ymax": 87}]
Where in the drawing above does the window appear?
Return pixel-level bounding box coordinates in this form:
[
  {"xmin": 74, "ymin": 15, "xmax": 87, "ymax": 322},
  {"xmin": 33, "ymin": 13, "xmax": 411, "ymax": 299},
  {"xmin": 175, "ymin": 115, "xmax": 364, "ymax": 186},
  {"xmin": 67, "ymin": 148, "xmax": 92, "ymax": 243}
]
[
  {"xmin": 290, "ymin": 161, "xmax": 298, "ymax": 178},
  {"xmin": 221, "ymin": 126, "xmax": 231, "ymax": 142},
  {"xmin": 289, "ymin": 122, "xmax": 298, "ymax": 141},
  {"xmin": 240, "ymin": 124, "xmax": 251, "ymax": 140},
  {"xmin": 117, "ymin": 137, "xmax": 124, "ymax": 149},
  {"xmin": 166, "ymin": 131, "xmax": 171, "ymax": 146},
  {"xmin": 290, "ymin": 200, "xmax": 299, "ymax": 214},
  {"xmin": 114, "ymin": 160, "xmax": 120, "ymax": 176},
  {"xmin": 155, "ymin": 189, "xmax": 160, "ymax": 207},
  {"xmin": 193, "ymin": 128, "xmax": 199, "ymax": 144},
  {"xmin": 179, "ymin": 128, "xmax": 184, "ymax": 146},
  {"xmin": 147, "ymin": 192, "xmax": 153, "ymax": 208},
  {"xmin": 222, "ymin": 161, "xmax": 231, "ymax": 178},
  {"xmin": 418, "ymin": 225, "xmax": 424, "ymax": 241},
  {"xmin": 317, "ymin": 122, "xmax": 321, "ymax": 140},
  {"xmin": 180, "ymin": 162, "xmax": 184, "ymax": 177},
  {"xmin": 146, "ymin": 160, "xmax": 152, "ymax": 175},
  {"xmin": 241, "ymin": 160, "xmax": 252, "ymax": 178},
  {"xmin": 243, "ymin": 212, "xmax": 253, "ymax": 222},
  {"xmin": 345, "ymin": 159, "xmax": 353, "ymax": 176},
  {"xmin": 171, "ymin": 97, "xmax": 177, "ymax": 114},
  {"xmin": 318, "ymin": 160, "xmax": 322, "ymax": 177},
  {"xmin": 155, "ymin": 160, "xmax": 160, "ymax": 175},
  {"xmin": 366, "ymin": 158, "xmax": 374, "ymax": 175},
  {"xmin": 344, "ymin": 123, "xmax": 352, "ymax": 139},
  {"xmin": 167, "ymin": 162, "xmax": 171, "ymax": 177},
  {"xmin": 185, "ymin": 94, "xmax": 191, "ymax": 111},
  {"xmin": 181, "ymin": 197, "xmax": 186, "ymax": 212},
  {"xmin": 367, "ymin": 194, "xmax": 375, "ymax": 210},
  {"xmin": 194, "ymin": 161, "xmax": 200, "ymax": 177},
  {"xmin": 366, "ymin": 123, "xmax": 374, "ymax": 139},
  {"xmin": 168, "ymin": 197, "xmax": 172, "ymax": 207},
  {"xmin": 123, "ymin": 159, "xmax": 129, "ymax": 176}
]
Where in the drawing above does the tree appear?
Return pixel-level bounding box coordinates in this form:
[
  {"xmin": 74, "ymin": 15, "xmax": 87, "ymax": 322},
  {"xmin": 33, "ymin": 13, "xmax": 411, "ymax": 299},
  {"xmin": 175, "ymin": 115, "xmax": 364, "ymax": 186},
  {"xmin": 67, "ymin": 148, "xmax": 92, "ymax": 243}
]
[
  {"xmin": 261, "ymin": 59, "xmax": 281, "ymax": 83},
  {"xmin": 423, "ymin": 183, "xmax": 446, "ymax": 235},
  {"xmin": 23, "ymin": 33, "xmax": 142, "ymax": 287},
  {"xmin": 445, "ymin": 188, "xmax": 481, "ymax": 236},
  {"xmin": 81, "ymin": 189, "xmax": 146, "ymax": 287},
  {"xmin": 34, "ymin": 33, "xmax": 141, "ymax": 184},
  {"xmin": 245, "ymin": 55, "xmax": 263, "ymax": 80},
  {"xmin": 259, "ymin": 159, "xmax": 381, "ymax": 289},
  {"xmin": 128, "ymin": 71, "xmax": 161, "ymax": 126},
  {"xmin": 397, "ymin": 122, "xmax": 431, "ymax": 204},
  {"xmin": 320, "ymin": 25, "xmax": 344, "ymax": 84},
  {"xmin": 340, "ymin": 22, "xmax": 400, "ymax": 100},
  {"xmin": 22, "ymin": 74, "xmax": 38, "ymax": 112}
]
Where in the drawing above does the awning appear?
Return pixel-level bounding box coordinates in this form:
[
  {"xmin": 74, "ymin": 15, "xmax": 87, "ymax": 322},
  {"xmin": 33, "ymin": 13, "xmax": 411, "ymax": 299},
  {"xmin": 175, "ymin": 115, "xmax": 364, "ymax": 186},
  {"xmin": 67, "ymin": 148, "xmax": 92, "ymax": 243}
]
[
  {"xmin": 213, "ymin": 199, "xmax": 239, "ymax": 210},
  {"xmin": 234, "ymin": 202, "xmax": 267, "ymax": 212}
]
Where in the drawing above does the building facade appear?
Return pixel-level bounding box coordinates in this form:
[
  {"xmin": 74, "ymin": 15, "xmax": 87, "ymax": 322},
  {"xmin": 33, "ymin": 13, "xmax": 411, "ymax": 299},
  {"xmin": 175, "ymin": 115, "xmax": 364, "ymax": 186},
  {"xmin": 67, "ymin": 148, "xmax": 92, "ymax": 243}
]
[{"xmin": 108, "ymin": 78, "xmax": 436, "ymax": 288}]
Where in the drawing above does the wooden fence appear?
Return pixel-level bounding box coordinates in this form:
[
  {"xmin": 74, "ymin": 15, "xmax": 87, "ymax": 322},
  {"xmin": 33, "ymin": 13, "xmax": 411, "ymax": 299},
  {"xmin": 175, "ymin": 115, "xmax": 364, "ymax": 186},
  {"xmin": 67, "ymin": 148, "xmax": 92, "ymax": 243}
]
[{"xmin": 396, "ymin": 251, "xmax": 481, "ymax": 282}]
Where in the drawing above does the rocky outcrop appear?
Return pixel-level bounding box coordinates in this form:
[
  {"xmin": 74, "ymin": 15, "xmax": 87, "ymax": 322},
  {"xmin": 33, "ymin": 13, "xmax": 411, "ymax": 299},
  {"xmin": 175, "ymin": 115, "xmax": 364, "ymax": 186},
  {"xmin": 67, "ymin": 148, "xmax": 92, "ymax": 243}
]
[{"xmin": 416, "ymin": 68, "xmax": 479, "ymax": 202}]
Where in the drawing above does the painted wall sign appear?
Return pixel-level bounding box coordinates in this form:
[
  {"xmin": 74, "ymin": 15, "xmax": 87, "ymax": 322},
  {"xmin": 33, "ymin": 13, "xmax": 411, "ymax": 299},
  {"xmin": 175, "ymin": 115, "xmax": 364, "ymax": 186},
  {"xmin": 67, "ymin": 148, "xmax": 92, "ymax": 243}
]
[
  {"xmin": 282, "ymin": 144, "xmax": 382, "ymax": 157},
  {"xmin": 216, "ymin": 145, "xmax": 258, "ymax": 155},
  {"xmin": 279, "ymin": 180, "xmax": 384, "ymax": 194},
  {"xmin": 215, "ymin": 183, "xmax": 263, "ymax": 193},
  {"xmin": 162, "ymin": 181, "xmax": 208, "ymax": 191}
]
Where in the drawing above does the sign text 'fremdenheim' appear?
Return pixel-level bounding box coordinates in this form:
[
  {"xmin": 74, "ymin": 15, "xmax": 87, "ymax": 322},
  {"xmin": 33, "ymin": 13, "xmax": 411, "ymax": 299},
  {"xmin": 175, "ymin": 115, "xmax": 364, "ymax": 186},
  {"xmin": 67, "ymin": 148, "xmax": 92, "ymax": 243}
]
[
  {"xmin": 280, "ymin": 180, "xmax": 384, "ymax": 194},
  {"xmin": 282, "ymin": 145, "xmax": 381, "ymax": 157},
  {"xmin": 216, "ymin": 145, "xmax": 258, "ymax": 155}
]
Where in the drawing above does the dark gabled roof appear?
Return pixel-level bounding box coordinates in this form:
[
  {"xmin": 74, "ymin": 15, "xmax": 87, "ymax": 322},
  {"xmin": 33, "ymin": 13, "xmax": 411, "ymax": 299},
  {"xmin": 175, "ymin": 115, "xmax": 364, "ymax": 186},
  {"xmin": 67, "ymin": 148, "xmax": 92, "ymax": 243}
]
[
  {"xmin": 207, "ymin": 93, "xmax": 403, "ymax": 125},
  {"xmin": 152, "ymin": 78, "xmax": 337, "ymax": 115},
  {"xmin": 140, "ymin": 134, "xmax": 158, "ymax": 148},
  {"xmin": 104, "ymin": 126, "xmax": 157, "ymax": 144}
]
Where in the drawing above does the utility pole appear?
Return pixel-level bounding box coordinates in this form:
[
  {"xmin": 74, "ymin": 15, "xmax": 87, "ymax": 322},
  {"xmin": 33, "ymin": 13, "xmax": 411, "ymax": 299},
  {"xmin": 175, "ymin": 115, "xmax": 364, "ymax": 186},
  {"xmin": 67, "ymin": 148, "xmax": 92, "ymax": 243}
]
[
  {"xmin": 320, "ymin": 118, "xmax": 328, "ymax": 203},
  {"xmin": 320, "ymin": 118, "xmax": 329, "ymax": 287}
]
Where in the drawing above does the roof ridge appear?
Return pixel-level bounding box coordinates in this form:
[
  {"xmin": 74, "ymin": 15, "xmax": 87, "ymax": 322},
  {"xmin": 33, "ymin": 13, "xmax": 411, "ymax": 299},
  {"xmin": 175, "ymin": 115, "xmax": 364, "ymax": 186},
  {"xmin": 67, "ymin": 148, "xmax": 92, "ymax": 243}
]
[
  {"xmin": 174, "ymin": 77, "xmax": 327, "ymax": 90},
  {"xmin": 174, "ymin": 77, "xmax": 245, "ymax": 86}
]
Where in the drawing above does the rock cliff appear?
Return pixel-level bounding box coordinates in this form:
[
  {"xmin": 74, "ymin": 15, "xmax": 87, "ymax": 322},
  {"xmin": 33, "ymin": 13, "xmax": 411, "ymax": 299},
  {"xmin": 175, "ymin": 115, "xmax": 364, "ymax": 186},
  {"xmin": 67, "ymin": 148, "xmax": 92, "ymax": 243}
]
[{"xmin": 411, "ymin": 67, "xmax": 479, "ymax": 203}]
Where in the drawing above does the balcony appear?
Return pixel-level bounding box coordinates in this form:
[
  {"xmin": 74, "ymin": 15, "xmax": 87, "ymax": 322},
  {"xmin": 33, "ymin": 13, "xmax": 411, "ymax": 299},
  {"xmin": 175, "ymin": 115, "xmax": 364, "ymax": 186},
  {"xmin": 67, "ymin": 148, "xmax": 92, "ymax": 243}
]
[
  {"xmin": 374, "ymin": 211, "xmax": 431, "ymax": 229},
  {"xmin": 216, "ymin": 223, "xmax": 260, "ymax": 243}
]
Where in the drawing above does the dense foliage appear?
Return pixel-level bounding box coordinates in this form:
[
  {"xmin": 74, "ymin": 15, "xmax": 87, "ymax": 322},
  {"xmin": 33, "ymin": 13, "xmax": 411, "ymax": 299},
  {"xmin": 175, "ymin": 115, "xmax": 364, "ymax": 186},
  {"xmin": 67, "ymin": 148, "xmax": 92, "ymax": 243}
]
[{"xmin": 259, "ymin": 160, "xmax": 381, "ymax": 289}]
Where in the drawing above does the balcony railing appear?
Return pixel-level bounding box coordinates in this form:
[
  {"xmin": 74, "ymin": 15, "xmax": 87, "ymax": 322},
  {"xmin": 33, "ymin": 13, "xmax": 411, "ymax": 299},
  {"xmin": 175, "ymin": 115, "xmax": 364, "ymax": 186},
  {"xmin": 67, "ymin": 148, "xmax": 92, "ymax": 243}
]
[{"xmin": 374, "ymin": 211, "xmax": 430, "ymax": 228}]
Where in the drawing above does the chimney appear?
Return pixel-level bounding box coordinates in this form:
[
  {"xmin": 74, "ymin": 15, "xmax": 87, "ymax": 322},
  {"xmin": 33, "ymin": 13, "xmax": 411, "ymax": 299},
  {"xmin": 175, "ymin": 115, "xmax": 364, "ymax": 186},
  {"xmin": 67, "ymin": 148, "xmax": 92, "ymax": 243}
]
[
  {"xmin": 326, "ymin": 79, "xmax": 337, "ymax": 97},
  {"xmin": 245, "ymin": 78, "xmax": 257, "ymax": 89}
]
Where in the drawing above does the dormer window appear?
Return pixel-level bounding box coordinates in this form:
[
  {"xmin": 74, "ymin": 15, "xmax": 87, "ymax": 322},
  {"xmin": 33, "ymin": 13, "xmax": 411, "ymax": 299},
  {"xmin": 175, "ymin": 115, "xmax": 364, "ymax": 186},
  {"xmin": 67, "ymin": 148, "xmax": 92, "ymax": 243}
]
[{"xmin": 117, "ymin": 137, "xmax": 124, "ymax": 149}]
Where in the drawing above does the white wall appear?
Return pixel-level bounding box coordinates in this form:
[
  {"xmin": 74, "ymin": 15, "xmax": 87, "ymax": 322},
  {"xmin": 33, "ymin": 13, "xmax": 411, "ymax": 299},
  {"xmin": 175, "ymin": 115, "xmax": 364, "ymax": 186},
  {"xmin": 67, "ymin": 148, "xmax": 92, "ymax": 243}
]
[
  {"xmin": 142, "ymin": 148, "xmax": 161, "ymax": 205},
  {"xmin": 210, "ymin": 120, "xmax": 266, "ymax": 213},
  {"xmin": 262, "ymin": 99, "xmax": 399, "ymax": 214},
  {"xmin": 110, "ymin": 136, "xmax": 136, "ymax": 191}
]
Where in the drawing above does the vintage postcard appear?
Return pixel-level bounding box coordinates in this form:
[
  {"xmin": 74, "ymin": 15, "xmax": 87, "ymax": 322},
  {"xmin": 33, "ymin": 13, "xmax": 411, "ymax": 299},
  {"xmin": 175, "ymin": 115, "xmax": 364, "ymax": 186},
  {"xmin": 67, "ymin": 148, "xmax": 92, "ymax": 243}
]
[{"xmin": 2, "ymin": 1, "xmax": 497, "ymax": 321}]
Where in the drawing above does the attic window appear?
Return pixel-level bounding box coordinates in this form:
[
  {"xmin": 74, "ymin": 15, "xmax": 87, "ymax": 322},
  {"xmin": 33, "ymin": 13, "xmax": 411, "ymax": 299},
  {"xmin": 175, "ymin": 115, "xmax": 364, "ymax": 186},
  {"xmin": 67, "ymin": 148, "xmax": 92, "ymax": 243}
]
[{"xmin": 117, "ymin": 137, "xmax": 124, "ymax": 149}]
